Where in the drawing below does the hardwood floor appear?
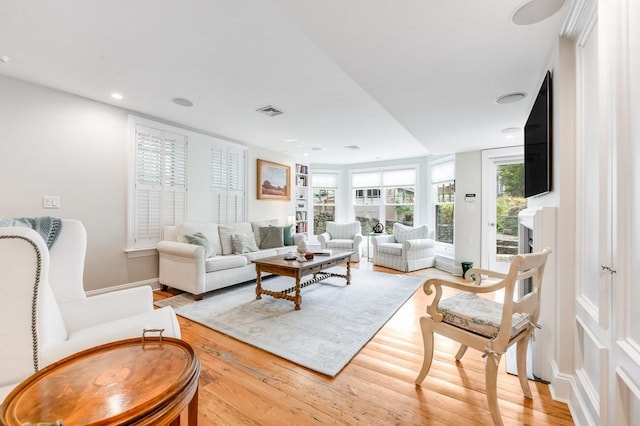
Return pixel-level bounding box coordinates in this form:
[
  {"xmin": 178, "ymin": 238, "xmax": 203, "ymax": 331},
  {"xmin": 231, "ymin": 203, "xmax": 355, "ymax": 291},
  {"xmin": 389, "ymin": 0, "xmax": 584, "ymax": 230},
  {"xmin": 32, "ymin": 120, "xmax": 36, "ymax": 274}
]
[{"xmin": 154, "ymin": 261, "xmax": 574, "ymax": 425}]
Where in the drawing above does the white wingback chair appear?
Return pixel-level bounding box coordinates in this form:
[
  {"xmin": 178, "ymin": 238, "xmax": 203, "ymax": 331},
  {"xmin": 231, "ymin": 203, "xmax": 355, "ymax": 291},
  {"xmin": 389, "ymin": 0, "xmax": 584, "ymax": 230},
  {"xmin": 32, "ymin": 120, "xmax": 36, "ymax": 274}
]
[
  {"xmin": 317, "ymin": 221, "xmax": 363, "ymax": 262},
  {"xmin": 371, "ymin": 223, "xmax": 435, "ymax": 272},
  {"xmin": 0, "ymin": 220, "xmax": 181, "ymax": 401}
]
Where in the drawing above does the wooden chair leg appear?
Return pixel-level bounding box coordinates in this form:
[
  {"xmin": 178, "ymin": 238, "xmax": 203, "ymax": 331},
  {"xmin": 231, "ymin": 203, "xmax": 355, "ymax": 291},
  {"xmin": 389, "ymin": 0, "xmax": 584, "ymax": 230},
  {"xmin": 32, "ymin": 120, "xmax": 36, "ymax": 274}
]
[
  {"xmin": 485, "ymin": 352, "xmax": 503, "ymax": 426},
  {"xmin": 517, "ymin": 335, "xmax": 533, "ymax": 398},
  {"xmin": 415, "ymin": 317, "xmax": 434, "ymax": 385},
  {"xmin": 454, "ymin": 344, "xmax": 468, "ymax": 361}
]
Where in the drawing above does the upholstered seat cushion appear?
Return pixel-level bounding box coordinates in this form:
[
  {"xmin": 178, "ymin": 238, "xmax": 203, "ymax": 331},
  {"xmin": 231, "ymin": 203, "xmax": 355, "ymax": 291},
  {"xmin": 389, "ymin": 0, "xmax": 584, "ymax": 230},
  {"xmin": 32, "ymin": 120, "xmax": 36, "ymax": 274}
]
[
  {"xmin": 326, "ymin": 239, "xmax": 357, "ymax": 250},
  {"xmin": 377, "ymin": 242, "xmax": 403, "ymax": 256},
  {"xmin": 205, "ymin": 255, "xmax": 247, "ymax": 273},
  {"xmin": 435, "ymin": 292, "xmax": 530, "ymax": 339}
]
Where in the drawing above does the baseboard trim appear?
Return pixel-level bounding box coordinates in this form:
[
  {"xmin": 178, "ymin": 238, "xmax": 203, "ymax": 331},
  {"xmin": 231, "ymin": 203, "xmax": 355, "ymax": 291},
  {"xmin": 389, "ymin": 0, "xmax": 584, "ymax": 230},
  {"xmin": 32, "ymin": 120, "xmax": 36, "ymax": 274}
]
[{"xmin": 85, "ymin": 278, "xmax": 160, "ymax": 297}]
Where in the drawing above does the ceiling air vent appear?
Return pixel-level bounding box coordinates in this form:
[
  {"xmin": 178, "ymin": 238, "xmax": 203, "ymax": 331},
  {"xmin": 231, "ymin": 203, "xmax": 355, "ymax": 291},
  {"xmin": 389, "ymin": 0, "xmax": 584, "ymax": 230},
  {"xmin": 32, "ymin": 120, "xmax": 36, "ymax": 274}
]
[
  {"xmin": 256, "ymin": 105, "xmax": 284, "ymax": 117},
  {"xmin": 344, "ymin": 145, "xmax": 360, "ymax": 150}
]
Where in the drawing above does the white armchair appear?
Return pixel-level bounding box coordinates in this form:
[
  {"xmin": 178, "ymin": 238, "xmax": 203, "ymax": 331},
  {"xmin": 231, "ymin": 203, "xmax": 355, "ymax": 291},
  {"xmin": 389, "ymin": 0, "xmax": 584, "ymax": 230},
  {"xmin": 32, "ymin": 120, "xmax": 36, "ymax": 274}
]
[
  {"xmin": 0, "ymin": 220, "xmax": 181, "ymax": 400},
  {"xmin": 317, "ymin": 221, "xmax": 363, "ymax": 262},
  {"xmin": 371, "ymin": 223, "xmax": 435, "ymax": 272}
]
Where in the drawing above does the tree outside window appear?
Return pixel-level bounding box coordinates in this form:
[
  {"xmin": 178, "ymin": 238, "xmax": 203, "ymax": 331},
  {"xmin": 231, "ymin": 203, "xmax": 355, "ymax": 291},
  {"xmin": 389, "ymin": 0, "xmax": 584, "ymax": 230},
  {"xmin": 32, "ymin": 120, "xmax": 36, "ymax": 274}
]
[{"xmin": 313, "ymin": 188, "xmax": 335, "ymax": 235}]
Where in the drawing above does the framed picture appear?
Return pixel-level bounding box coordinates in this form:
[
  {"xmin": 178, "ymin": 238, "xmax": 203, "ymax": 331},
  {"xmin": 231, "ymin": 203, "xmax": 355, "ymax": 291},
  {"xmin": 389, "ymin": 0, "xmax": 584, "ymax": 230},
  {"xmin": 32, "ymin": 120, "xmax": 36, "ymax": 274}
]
[{"xmin": 257, "ymin": 159, "xmax": 291, "ymax": 200}]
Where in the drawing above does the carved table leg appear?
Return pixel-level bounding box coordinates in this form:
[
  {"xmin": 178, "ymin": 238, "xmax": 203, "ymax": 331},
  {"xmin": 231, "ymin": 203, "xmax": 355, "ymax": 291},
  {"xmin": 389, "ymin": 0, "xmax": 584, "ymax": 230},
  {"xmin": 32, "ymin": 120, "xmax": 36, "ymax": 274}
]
[
  {"xmin": 346, "ymin": 259, "xmax": 351, "ymax": 285},
  {"xmin": 255, "ymin": 267, "xmax": 262, "ymax": 300},
  {"xmin": 294, "ymin": 275, "xmax": 302, "ymax": 310}
]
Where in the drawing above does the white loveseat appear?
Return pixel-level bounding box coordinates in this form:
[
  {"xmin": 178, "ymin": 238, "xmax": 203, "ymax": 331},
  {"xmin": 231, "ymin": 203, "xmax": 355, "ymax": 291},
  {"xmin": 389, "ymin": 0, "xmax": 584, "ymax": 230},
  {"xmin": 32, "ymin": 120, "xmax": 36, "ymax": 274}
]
[{"xmin": 157, "ymin": 220, "xmax": 305, "ymax": 300}]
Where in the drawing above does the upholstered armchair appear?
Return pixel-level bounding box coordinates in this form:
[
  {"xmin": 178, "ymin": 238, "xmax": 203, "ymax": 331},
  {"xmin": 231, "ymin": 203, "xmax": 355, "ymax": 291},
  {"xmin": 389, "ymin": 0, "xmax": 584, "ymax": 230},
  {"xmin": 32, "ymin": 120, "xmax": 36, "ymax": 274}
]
[
  {"xmin": 371, "ymin": 223, "xmax": 435, "ymax": 272},
  {"xmin": 0, "ymin": 220, "xmax": 181, "ymax": 400},
  {"xmin": 317, "ymin": 221, "xmax": 363, "ymax": 262}
]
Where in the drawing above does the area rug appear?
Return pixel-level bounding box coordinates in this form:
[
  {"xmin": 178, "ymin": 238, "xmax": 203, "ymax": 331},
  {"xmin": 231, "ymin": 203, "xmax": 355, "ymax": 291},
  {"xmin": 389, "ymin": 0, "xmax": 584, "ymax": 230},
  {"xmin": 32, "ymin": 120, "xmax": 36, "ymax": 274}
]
[{"xmin": 155, "ymin": 268, "xmax": 424, "ymax": 377}]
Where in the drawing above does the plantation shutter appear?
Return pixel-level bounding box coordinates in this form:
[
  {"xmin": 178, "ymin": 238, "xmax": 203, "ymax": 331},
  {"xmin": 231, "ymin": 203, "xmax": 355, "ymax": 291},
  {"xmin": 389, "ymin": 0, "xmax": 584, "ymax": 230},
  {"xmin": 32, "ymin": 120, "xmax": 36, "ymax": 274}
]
[
  {"xmin": 134, "ymin": 125, "xmax": 187, "ymax": 248},
  {"xmin": 211, "ymin": 144, "xmax": 246, "ymax": 224}
]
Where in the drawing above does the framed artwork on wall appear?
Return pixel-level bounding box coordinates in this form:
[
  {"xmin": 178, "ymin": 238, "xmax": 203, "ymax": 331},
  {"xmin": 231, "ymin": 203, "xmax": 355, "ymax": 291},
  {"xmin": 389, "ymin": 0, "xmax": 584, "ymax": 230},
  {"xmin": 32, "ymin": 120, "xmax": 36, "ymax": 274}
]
[{"xmin": 257, "ymin": 159, "xmax": 291, "ymax": 200}]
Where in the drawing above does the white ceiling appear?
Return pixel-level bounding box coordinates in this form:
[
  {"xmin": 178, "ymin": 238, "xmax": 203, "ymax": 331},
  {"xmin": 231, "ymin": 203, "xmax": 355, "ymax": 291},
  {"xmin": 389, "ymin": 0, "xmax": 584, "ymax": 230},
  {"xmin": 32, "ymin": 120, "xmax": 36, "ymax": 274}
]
[{"xmin": 0, "ymin": 0, "xmax": 570, "ymax": 165}]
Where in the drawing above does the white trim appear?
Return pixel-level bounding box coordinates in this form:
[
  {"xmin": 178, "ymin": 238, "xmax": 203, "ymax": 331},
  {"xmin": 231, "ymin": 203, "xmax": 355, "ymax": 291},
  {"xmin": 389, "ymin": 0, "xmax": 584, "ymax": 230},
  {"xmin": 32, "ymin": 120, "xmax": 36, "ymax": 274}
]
[{"xmin": 84, "ymin": 278, "xmax": 159, "ymax": 297}]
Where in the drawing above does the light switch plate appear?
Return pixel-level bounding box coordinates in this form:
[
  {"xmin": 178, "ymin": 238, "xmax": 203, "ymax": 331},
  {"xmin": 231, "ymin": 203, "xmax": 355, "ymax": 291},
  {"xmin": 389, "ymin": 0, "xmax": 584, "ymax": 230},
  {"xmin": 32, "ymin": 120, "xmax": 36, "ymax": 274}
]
[{"xmin": 43, "ymin": 195, "xmax": 61, "ymax": 209}]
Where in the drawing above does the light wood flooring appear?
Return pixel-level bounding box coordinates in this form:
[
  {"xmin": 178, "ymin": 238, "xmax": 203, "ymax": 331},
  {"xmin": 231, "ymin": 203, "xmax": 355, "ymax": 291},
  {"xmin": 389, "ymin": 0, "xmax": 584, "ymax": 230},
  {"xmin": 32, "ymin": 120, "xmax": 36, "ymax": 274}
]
[{"xmin": 154, "ymin": 261, "xmax": 574, "ymax": 425}]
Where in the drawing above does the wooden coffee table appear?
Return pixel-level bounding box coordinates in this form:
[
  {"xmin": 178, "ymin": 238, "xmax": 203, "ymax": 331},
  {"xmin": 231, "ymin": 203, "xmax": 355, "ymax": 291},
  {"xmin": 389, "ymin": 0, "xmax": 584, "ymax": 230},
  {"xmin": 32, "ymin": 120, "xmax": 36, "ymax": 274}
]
[
  {"xmin": 0, "ymin": 336, "xmax": 200, "ymax": 426},
  {"xmin": 252, "ymin": 250, "xmax": 352, "ymax": 310}
]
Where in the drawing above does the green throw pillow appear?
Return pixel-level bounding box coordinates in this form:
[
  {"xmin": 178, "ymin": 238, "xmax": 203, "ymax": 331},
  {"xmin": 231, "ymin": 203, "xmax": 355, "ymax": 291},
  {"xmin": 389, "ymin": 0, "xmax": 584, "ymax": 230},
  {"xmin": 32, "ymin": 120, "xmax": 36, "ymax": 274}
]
[
  {"xmin": 184, "ymin": 232, "xmax": 214, "ymax": 258},
  {"xmin": 259, "ymin": 226, "xmax": 284, "ymax": 249},
  {"xmin": 283, "ymin": 224, "xmax": 294, "ymax": 246},
  {"xmin": 231, "ymin": 233, "xmax": 259, "ymax": 254}
]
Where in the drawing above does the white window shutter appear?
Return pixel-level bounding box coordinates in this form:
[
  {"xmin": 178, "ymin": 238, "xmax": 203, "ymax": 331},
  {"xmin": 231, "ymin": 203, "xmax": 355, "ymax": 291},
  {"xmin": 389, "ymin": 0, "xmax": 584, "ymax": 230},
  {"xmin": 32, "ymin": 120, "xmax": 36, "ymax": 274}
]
[{"xmin": 210, "ymin": 144, "xmax": 246, "ymax": 224}]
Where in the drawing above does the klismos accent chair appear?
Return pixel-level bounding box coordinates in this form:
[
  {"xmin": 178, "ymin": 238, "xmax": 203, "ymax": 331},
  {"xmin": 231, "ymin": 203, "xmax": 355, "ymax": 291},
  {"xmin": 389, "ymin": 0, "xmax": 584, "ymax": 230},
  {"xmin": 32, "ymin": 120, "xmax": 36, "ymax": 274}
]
[
  {"xmin": 317, "ymin": 221, "xmax": 363, "ymax": 262},
  {"xmin": 415, "ymin": 248, "xmax": 551, "ymax": 426},
  {"xmin": 0, "ymin": 220, "xmax": 181, "ymax": 400}
]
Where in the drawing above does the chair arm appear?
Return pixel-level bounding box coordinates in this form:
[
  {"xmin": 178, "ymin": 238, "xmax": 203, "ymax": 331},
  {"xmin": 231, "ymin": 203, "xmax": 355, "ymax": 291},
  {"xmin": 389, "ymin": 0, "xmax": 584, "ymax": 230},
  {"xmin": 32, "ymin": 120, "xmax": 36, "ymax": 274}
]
[
  {"xmin": 371, "ymin": 234, "xmax": 395, "ymax": 249},
  {"xmin": 59, "ymin": 286, "xmax": 154, "ymax": 334},
  {"xmin": 157, "ymin": 240, "xmax": 204, "ymax": 259},
  {"xmin": 317, "ymin": 232, "xmax": 331, "ymax": 247},
  {"xmin": 352, "ymin": 233, "xmax": 363, "ymax": 245},
  {"xmin": 423, "ymin": 277, "xmax": 509, "ymax": 322},
  {"xmin": 404, "ymin": 238, "xmax": 434, "ymax": 250}
]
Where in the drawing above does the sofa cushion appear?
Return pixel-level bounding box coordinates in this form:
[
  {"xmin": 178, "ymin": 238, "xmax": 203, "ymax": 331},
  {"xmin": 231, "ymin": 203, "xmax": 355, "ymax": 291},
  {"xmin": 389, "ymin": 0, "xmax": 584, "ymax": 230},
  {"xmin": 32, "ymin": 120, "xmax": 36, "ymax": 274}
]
[
  {"xmin": 393, "ymin": 223, "xmax": 428, "ymax": 243},
  {"xmin": 183, "ymin": 232, "xmax": 215, "ymax": 258},
  {"xmin": 283, "ymin": 224, "xmax": 294, "ymax": 246},
  {"xmin": 176, "ymin": 222, "xmax": 222, "ymax": 255},
  {"xmin": 218, "ymin": 223, "xmax": 253, "ymax": 255},
  {"xmin": 251, "ymin": 219, "xmax": 279, "ymax": 247},
  {"xmin": 378, "ymin": 242, "xmax": 403, "ymax": 256},
  {"xmin": 326, "ymin": 239, "xmax": 356, "ymax": 250},
  {"xmin": 231, "ymin": 233, "xmax": 259, "ymax": 254},
  {"xmin": 259, "ymin": 226, "xmax": 284, "ymax": 249},
  {"xmin": 243, "ymin": 249, "xmax": 278, "ymax": 262},
  {"xmin": 205, "ymin": 255, "xmax": 248, "ymax": 273},
  {"xmin": 436, "ymin": 292, "xmax": 531, "ymax": 339}
]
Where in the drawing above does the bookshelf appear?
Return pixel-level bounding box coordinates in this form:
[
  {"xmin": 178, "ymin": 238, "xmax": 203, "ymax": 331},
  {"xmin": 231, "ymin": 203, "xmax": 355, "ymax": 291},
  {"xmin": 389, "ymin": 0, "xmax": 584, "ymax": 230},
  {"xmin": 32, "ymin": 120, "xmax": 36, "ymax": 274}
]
[{"xmin": 295, "ymin": 163, "xmax": 309, "ymax": 234}]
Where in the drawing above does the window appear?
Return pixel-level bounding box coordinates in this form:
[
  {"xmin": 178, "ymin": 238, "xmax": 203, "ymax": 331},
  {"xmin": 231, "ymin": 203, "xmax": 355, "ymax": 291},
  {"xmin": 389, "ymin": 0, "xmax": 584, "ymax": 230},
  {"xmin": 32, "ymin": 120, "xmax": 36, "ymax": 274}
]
[
  {"xmin": 132, "ymin": 123, "xmax": 187, "ymax": 249},
  {"xmin": 431, "ymin": 159, "xmax": 455, "ymax": 248},
  {"xmin": 353, "ymin": 168, "xmax": 416, "ymax": 234},
  {"xmin": 312, "ymin": 173, "xmax": 337, "ymax": 235},
  {"xmin": 211, "ymin": 144, "xmax": 246, "ymax": 224}
]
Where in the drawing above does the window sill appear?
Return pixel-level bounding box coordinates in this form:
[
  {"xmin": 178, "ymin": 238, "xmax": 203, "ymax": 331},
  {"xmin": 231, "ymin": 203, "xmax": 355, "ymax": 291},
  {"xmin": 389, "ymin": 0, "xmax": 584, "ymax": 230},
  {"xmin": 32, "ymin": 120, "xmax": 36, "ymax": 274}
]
[{"xmin": 124, "ymin": 248, "xmax": 158, "ymax": 258}]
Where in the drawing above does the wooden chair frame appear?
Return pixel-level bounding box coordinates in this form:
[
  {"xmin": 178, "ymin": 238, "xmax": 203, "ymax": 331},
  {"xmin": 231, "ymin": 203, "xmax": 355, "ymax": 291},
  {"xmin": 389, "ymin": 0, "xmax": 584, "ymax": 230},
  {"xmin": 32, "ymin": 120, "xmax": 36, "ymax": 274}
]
[{"xmin": 415, "ymin": 248, "xmax": 551, "ymax": 425}]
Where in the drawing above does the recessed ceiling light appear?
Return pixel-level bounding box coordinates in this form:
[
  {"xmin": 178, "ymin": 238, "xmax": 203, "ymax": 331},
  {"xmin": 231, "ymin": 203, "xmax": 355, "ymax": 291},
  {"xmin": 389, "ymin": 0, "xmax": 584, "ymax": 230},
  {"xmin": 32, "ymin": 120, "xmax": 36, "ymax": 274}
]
[
  {"xmin": 512, "ymin": 0, "xmax": 565, "ymax": 25},
  {"xmin": 111, "ymin": 93, "xmax": 123, "ymax": 100},
  {"xmin": 311, "ymin": 147, "xmax": 324, "ymax": 151},
  {"xmin": 496, "ymin": 92, "xmax": 527, "ymax": 104},
  {"xmin": 303, "ymin": 153, "xmax": 309, "ymax": 157},
  {"xmin": 256, "ymin": 105, "xmax": 283, "ymax": 116},
  {"xmin": 173, "ymin": 97, "xmax": 194, "ymax": 107},
  {"xmin": 502, "ymin": 127, "xmax": 521, "ymax": 133},
  {"xmin": 0, "ymin": 55, "xmax": 10, "ymax": 64},
  {"xmin": 284, "ymin": 139, "xmax": 297, "ymax": 143}
]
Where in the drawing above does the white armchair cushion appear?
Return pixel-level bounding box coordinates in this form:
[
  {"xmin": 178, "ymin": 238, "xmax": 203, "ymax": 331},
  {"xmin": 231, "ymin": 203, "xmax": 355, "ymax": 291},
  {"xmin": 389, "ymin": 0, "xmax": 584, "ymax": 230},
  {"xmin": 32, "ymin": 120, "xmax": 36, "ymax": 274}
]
[
  {"xmin": 393, "ymin": 223, "xmax": 428, "ymax": 243},
  {"xmin": 378, "ymin": 243, "xmax": 403, "ymax": 256},
  {"xmin": 436, "ymin": 292, "xmax": 530, "ymax": 339},
  {"xmin": 326, "ymin": 222, "xmax": 361, "ymax": 239}
]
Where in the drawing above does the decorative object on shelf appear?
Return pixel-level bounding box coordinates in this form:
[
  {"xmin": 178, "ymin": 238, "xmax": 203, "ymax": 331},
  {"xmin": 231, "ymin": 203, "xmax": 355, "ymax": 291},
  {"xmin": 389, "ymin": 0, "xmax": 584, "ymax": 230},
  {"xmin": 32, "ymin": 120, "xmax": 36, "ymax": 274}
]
[
  {"xmin": 304, "ymin": 252, "xmax": 314, "ymax": 260},
  {"xmin": 296, "ymin": 239, "xmax": 308, "ymax": 262},
  {"xmin": 257, "ymin": 159, "xmax": 290, "ymax": 200},
  {"xmin": 372, "ymin": 222, "xmax": 384, "ymax": 233}
]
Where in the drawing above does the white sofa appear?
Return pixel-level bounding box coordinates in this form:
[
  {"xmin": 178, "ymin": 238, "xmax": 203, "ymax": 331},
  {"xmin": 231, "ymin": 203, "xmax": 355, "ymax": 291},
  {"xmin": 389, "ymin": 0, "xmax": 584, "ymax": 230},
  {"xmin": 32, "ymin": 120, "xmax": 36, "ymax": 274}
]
[
  {"xmin": 157, "ymin": 220, "xmax": 305, "ymax": 300},
  {"xmin": 371, "ymin": 223, "xmax": 435, "ymax": 272},
  {"xmin": 0, "ymin": 220, "xmax": 181, "ymax": 401}
]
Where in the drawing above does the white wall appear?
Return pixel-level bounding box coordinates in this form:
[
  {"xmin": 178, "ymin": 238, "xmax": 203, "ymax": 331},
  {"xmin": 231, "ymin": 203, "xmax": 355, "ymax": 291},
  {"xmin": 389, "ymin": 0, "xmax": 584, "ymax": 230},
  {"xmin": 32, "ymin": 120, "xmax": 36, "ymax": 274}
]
[
  {"xmin": 454, "ymin": 151, "xmax": 482, "ymax": 268},
  {"xmin": 0, "ymin": 75, "xmax": 291, "ymax": 292}
]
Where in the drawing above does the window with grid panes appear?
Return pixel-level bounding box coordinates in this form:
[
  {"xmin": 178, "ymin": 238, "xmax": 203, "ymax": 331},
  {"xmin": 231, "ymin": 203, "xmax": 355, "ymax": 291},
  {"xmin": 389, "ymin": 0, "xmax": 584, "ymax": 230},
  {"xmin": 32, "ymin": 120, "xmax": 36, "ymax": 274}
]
[
  {"xmin": 312, "ymin": 172, "xmax": 337, "ymax": 235},
  {"xmin": 431, "ymin": 159, "xmax": 455, "ymax": 246},
  {"xmin": 133, "ymin": 124, "xmax": 187, "ymax": 249}
]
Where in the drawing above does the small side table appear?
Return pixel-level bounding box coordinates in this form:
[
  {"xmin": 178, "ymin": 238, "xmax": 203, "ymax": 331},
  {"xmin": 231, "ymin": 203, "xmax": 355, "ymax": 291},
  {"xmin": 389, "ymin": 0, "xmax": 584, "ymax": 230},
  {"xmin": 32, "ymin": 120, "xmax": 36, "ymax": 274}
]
[
  {"xmin": 0, "ymin": 336, "xmax": 200, "ymax": 426},
  {"xmin": 366, "ymin": 232, "xmax": 378, "ymax": 261}
]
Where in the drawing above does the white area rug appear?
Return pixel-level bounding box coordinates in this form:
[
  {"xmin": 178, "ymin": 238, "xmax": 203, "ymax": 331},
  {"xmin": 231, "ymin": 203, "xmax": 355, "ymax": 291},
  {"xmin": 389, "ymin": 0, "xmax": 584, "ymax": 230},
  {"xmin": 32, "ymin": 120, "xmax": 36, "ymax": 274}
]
[{"xmin": 155, "ymin": 268, "xmax": 424, "ymax": 377}]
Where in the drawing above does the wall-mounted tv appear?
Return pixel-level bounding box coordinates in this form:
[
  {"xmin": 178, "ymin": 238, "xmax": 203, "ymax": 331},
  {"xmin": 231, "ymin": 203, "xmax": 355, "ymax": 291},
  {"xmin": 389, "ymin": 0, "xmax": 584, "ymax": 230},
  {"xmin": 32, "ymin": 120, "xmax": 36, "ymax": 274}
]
[{"xmin": 524, "ymin": 70, "xmax": 552, "ymax": 198}]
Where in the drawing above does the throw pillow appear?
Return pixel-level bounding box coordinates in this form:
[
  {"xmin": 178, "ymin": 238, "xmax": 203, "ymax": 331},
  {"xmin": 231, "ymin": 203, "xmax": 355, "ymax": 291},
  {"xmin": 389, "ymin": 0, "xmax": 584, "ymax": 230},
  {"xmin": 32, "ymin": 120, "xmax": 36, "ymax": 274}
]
[
  {"xmin": 251, "ymin": 219, "xmax": 279, "ymax": 247},
  {"xmin": 259, "ymin": 226, "xmax": 284, "ymax": 249},
  {"xmin": 283, "ymin": 224, "xmax": 294, "ymax": 246},
  {"xmin": 184, "ymin": 232, "xmax": 215, "ymax": 258},
  {"xmin": 393, "ymin": 223, "xmax": 428, "ymax": 243},
  {"xmin": 231, "ymin": 233, "xmax": 259, "ymax": 254},
  {"xmin": 218, "ymin": 223, "xmax": 253, "ymax": 255}
]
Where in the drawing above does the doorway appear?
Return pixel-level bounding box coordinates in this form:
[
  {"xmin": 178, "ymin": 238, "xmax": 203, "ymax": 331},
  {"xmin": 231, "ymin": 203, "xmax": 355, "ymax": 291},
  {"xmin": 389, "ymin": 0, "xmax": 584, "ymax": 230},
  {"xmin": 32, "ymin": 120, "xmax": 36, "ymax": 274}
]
[{"xmin": 482, "ymin": 147, "xmax": 525, "ymax": 273}]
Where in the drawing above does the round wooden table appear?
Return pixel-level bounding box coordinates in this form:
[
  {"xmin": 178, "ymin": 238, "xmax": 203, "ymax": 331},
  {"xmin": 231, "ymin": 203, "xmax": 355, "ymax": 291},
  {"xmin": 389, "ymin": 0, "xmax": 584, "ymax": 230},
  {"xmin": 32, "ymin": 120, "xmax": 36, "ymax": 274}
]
[{"xmin": 0, "ymin": 337, "xmax": 200, "ymax": 426}]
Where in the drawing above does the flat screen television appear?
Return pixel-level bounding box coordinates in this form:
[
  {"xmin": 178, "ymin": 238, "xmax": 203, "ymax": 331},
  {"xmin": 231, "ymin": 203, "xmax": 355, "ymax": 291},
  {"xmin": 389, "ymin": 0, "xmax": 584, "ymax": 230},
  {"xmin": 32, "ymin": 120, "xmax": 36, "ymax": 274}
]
[{"xmin": 524, "ymin": 70, "xmax": 552, "ymax": 198}]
